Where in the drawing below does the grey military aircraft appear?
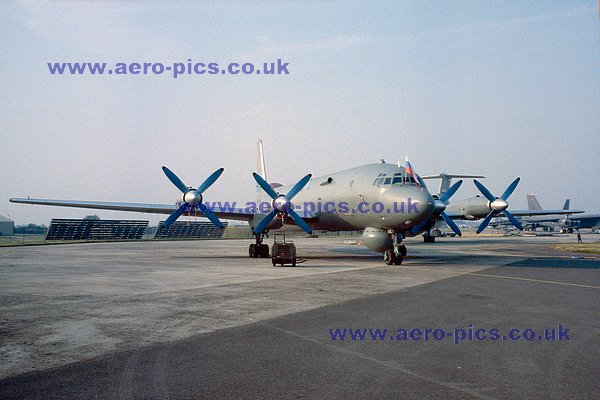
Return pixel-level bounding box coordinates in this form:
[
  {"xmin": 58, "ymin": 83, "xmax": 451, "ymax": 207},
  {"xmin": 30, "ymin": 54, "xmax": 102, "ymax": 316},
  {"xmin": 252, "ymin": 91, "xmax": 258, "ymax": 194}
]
[
  {"xmin": 9, "ymin": 140, "xmax": 581, "ymax": 265},
  {"xmin": 492, "ymin": 194, "xmax": 598, "ymax": 233}
]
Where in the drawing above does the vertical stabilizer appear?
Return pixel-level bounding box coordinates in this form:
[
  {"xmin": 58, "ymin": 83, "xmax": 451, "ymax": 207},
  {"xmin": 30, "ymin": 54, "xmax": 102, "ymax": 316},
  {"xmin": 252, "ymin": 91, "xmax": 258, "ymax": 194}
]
[
  {"xmin": 438, "ymin": 173, "xmax": 452, "ymax": 194},
  {"xmin": 257, "ymin": 140, "xmax": 267, "ymax": 203},
  {"xmin": 421, "ymin": 173, "xmax": 485, "ymax": 195},
  {"xmin": 562, "ymin": 199, "xmax": 570, "ymax": 210},
  {"xmin": 527, "ymin": 193, "xmax": 543, "ymax": 210},
  {"xmin": 257, "ymin": 139, "xmax": 267, "ymax": 181}
]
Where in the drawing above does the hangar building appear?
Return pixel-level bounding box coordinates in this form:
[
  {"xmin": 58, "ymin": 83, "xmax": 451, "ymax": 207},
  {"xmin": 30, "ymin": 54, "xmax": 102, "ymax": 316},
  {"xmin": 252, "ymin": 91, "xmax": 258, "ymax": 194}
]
[{"xmin": 0, "ymin": 215, "xmax": 14, "ymax": 236}]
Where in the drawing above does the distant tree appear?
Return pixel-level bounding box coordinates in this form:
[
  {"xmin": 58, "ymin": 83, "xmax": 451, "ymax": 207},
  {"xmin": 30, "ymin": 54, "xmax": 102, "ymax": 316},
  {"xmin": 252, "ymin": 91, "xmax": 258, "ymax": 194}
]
[{"xmin": 15, "ymin": 224, "xmax": 47, "ymax": 234}]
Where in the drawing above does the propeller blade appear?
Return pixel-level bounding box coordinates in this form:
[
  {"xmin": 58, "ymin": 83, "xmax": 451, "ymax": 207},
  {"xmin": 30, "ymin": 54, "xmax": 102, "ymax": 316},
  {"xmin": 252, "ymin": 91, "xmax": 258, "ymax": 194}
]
[
  {"xmin": 441, "ymin": 212, "xmax": 462, "ymax": 236},
  {"xmin": 286, "ymin": 174, "xmax": 312, "ymax": 200},
  {"xmin": 252, "ymin": 209, "xmax": 278, "ymax": 234},
  {"xmin": 253, "ymin": 173, "xmax": 279, "ymax": 200},
  {"xmin": 476, "ymin": 210, "xmax": 497, "ymax": 234},
  {"xmin": 198, "ymin": 202, "xmax": 224, "ymax": 229},
  {"xmin": 503, "ymin": 210, "xmax": 523, "ymax": 230},
  {"xmin": 162, "ymin": 166, "xmax": 189, "ymax": 193},
  {"xmin": 288, "ymin": 209, "xmax": 312, "ymax": 234},
  {"xmin": 439, "ymin": 180, "xmax": 463, "ymax": 203},
  {"xmin": 197, "ymin": 168, "xmax": 224, "ymax": 194},
  {"xmin": 163, "ymin": 203, "xmax": 187, "ymax": 229},
  {"xmin": 500, "ymin": 177, "xmax": 520, "ymax": 201},
  {"xmin": 474, "ymin": 180, "xmax": 495, "ymax": 202}
]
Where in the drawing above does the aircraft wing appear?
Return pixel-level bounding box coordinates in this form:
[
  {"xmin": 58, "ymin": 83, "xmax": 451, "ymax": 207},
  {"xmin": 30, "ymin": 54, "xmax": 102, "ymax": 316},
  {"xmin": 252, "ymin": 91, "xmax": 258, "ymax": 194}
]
[
  {"xmin": 444, "ymin": 209, "xmax": 584, "ymax": 220},
  {"xmin": 9, "ymin": 198, "xmax": 255, "ymax": 222},
  {"xmin": 506, "ymin": 209, "xmax": 584, "ymax": 217}
]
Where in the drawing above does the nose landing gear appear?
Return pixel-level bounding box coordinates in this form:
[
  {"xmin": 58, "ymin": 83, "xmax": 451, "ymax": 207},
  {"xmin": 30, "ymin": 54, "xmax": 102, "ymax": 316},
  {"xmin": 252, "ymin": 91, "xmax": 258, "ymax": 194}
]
[
  {"xmin": 249, "ymin": 232, "xmax": 270, "ymax": 258},
  {"xmin": 384, "ymin": 230, "xmax": 406, "ymax": 265}
]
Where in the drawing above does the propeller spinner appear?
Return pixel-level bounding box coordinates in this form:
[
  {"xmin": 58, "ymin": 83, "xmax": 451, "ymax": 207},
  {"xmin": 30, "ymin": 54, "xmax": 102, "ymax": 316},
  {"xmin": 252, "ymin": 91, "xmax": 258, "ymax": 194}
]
[
  {"xmin": 162, "ymin": 166, "xmax": 224, "ymax": 229},
  {"xmin": 252, "ymin": 172, "xmax": 313, "ymax": 235},
  {"xmin": 474, "ymin": 177, "xmax": 523, "ymax": 234}
]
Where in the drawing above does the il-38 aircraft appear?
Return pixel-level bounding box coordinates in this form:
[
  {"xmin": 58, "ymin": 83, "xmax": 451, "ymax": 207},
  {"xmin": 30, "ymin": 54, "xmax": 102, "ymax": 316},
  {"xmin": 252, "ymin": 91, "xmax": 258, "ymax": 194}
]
[{"xmin": 10, "ymin": 140, "xmax": 580, "ymax": 265}]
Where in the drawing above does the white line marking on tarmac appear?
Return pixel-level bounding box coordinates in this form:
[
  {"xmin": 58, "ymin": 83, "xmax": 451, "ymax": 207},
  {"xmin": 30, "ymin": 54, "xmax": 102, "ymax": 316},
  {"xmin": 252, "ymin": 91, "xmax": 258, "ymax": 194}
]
[
  {"xmin": 469, "ymin": 273, "xmax": 600, "ymax": 289},
  {"xmin": 263, "ymin": 322, "xmax": 496, "ymax": 400}
]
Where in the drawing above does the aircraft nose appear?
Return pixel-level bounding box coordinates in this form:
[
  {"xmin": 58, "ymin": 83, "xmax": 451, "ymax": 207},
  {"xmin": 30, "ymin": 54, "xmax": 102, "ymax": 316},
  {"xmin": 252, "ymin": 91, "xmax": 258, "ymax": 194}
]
[
  {"xmin": 411, "ymin": 189, "xmax": 435, "ymax": 221},
  {"xmin": 383, "ymin": 186, "xmax": 435, "ymax": 228}
]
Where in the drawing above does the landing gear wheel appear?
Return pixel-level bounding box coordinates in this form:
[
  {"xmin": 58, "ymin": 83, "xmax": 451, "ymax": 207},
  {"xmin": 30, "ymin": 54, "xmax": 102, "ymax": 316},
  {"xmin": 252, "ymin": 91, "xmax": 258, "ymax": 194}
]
[
  {"xmin": 249, "ymin": 244, "xmax": 258, "ymax": 258},
  {"xmin": 393, "ymin": 254, "xmax": 403, "ymax": 266},
  {"xmin": 251, "ymin": 232, "xmax": 269, "ymax": 258},
  {"xmin": 384, "ymin": 249, "xmax": 395, "ymax": 266},
  {"xmin": 423, "ymin": 234, "xmax": 435, "ymax": 243},
  {"xmin": 400, "ymin": 244, "xmax": 407, "ymax": 257},
  {"xmin": 260, "ymin": 244, "xmax": 270, "ymax": 258}
]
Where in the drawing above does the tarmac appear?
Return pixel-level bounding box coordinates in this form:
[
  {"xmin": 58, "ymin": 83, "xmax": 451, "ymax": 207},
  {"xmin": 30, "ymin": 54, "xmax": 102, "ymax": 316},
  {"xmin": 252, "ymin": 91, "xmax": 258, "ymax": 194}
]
[{"xmin": 0, "ymin": 234, "xmax": 599, "ymax": 399}]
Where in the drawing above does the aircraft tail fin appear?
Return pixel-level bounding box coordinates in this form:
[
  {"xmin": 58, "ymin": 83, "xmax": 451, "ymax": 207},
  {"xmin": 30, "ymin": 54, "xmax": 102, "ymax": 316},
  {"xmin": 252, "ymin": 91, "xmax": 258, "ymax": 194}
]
[
  {"xmin": 257, "ymin": 139, "xmax": 267, "ymax": 181},
  {"xmin": 420, "ymin": 173, "xmax": 485, "ymax": 195},
  {"xmin": 257, "ymin": 139, "xmax": 267, "ymax": 204},
  {"xmin": 562, "ymin": 199, "xmax": 570, "ymax": 210},
  {"xmin": 527, "ymin": 193, "xmax": 543, "ymax": 210}
]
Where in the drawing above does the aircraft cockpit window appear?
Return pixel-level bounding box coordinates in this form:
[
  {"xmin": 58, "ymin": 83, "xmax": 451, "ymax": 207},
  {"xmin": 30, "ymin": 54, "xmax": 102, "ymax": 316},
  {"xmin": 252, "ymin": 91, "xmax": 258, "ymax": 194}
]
[
  {"xmin": 392, "ymin": 174, "xmax": 403, "ymax": 185},
  {"xmin": 374, "ymin": 174, "xmax": 389, "ymax": 186}
]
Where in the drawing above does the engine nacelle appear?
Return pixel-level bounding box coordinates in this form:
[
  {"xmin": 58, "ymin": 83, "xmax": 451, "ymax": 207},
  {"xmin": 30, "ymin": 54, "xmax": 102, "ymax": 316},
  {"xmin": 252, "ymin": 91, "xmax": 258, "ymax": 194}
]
[
  {"xmin": 362, "ymin": 227, "xmax": 393, "ymax": 253},
  {"xmin": 561, "ymin": 218, "xmax": 572, "ymax": 226}
]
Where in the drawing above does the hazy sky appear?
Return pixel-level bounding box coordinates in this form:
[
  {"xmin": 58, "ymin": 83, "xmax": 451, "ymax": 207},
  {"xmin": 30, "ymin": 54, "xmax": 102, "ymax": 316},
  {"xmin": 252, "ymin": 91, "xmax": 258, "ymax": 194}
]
[{"xmin": 1, "ymin": 1, "xmax": 598, "ymax": 225}]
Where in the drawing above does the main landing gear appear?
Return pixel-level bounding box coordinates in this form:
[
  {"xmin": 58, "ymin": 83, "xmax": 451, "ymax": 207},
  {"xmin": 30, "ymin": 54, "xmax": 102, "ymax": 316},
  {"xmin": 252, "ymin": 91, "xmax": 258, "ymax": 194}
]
[
  {"xmin": 384, "ymin": 230, "xmax": 406, "ymax": 266},
  {"xmin": 249, "ymin": 232, "xmax": 270, "ymax": 258},
  {"xmin": 423, "ymin": 231, "xmax": 436, "ymax": 243}
]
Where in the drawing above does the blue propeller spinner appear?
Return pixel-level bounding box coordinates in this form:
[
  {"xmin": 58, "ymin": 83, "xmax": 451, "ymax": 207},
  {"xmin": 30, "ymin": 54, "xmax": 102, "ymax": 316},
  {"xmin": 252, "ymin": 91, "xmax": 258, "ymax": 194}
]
[
  {"xmin": 252, "ymin": 172, "xmax": 313, "ymax": 235},
  {"xmin": 474, "ymin": 177, "xmax": 523, "ymax": 234},
  {"xmin": 161, "ymin": 166, "xmax": 224, "ymax": 229}
]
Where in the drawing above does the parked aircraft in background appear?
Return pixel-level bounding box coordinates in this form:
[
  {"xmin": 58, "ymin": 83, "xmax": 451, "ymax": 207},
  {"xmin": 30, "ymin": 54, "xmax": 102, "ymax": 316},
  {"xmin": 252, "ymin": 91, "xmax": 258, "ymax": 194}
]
[
  {"xmin": 488, "ymin": 194, "xmax": 571, "ymax": 232},
  {"xmin": 9, "ymin": 141, "xmax": 584, "ymax": 265},
  {"xmin": 487, "ymin": 193, "xmax": 600, "ymax": 234},
  {"xmin": 493, "ymin": 194, "xmax": 599, "ymax": 233}
]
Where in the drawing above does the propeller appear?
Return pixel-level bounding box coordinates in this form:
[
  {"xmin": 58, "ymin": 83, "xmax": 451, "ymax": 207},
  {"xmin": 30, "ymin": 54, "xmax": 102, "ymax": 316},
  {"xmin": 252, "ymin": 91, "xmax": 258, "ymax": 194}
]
[
  {"xmin": 252, "ymin": 172, "xmax": 312, "ymax": 234},
  {"xmin": 162, "ymin": 166, "xmax": 224, "ymax": 229},
  {"xmin": 410, "ymin": 179, "xmax": 463, "ymax": 236},
  {"xmin": 474, "ymin": 177, "xmax": 523, "ymax": 234}
]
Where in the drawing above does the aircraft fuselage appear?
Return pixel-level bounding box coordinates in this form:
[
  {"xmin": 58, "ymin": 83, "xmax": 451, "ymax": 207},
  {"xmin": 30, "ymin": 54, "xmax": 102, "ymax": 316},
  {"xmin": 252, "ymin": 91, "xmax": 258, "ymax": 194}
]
[{"xmin": 253, "ymin": 163, "xmax": 436, "ymax": 233}]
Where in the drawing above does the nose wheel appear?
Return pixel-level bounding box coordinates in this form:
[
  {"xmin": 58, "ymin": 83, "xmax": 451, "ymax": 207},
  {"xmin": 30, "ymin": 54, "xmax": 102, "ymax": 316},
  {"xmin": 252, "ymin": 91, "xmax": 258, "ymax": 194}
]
[{"xmin": 384, "ymin": 231, "xmax": 406, "ymax": 265}]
